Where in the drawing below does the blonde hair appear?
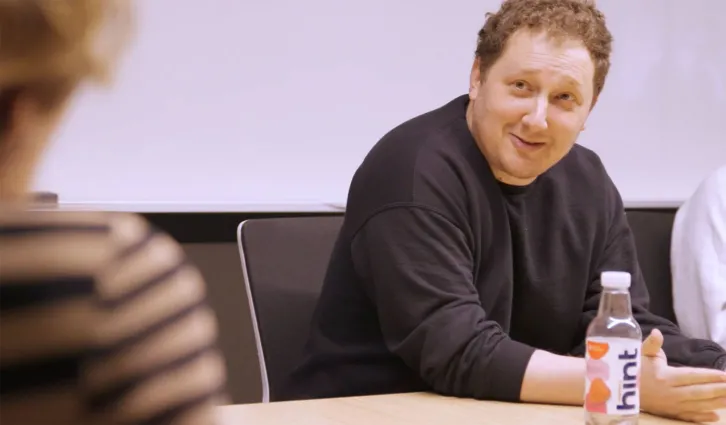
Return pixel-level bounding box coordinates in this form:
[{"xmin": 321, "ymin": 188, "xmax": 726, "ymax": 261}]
[
  {"xmin": 0, "ymin": 0, "xmax": 131, "ymax": 201},
  {"xmin": 0, "ymin": 0, "xmax": 131, "ymax": 107}
]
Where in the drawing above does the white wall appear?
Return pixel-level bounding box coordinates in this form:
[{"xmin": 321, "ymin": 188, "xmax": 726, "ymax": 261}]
[{"xmin": 34, "ymin": 0, "xmax": 726, "ymax": 205}]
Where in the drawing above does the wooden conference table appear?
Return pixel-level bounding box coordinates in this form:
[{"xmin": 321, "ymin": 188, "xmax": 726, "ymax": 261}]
[{"xmin": 217, "ymin": 392, "xmax": 726, "ymax": 424}]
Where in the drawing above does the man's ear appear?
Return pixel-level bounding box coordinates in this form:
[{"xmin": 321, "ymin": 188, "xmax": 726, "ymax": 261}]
[{"xmin": 469, "ymin": 58, "xmax": 482, "ymax": 99}]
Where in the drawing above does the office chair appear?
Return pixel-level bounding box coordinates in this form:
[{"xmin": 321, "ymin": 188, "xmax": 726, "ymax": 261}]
[{"xmin": 236, "ymin": 216, "xmax": 343, "ymax": 402}]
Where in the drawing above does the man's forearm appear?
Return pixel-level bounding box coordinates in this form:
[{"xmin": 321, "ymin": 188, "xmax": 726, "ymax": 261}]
[{"xmin": 519, "ymin": 350, "xmax": 585, "ymax": 405}]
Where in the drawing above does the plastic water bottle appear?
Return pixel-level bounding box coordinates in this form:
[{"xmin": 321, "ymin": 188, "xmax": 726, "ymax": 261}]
[{"xmin": 584, "ymin": 271, "xmax": 642, "ymax": 425}]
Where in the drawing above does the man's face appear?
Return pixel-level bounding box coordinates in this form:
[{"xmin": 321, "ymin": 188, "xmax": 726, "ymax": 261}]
[{"xmin": 467, "ymin": 29, "xmax": 596, "ymax": 186}]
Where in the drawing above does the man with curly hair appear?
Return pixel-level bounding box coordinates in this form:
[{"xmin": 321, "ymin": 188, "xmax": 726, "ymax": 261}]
[{"xmin": 285, "ymin": 0, "xmax": 726, "ymax": 422}]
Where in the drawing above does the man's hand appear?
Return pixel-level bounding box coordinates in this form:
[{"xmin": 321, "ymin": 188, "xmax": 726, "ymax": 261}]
[{"xmin": 641, "ymin": 329, "xmax": 726, "ymax": 423}]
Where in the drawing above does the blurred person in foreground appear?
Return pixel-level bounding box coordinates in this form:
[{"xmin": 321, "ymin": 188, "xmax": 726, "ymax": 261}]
[
  {"xmin": 0, "ymin": 1, "xmax": 227, "ymax": 424},
  {"xmin": 285, "ymin": 0, "xmax": 726, "ymax": 422},
  {"xmin": 671, "ymin": 165, "xmax": 726, "ymax": 348}
]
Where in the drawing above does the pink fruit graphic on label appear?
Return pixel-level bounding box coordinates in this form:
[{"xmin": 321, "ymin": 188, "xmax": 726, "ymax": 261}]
[{"xmin": 587, "ymin": 359, "xmax": 610, "ymax": 381}]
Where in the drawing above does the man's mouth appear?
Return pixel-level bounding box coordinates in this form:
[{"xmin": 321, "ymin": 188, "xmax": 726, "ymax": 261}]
[{"xmin": 510, "ymin": 134, "xmax": 545, "ymax": 150}]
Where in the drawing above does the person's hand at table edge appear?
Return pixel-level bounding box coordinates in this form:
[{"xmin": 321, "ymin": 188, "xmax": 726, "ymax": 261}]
[
  {"xmin": 520, "ymin": 328, "xmax": 726, "ymax": 423},
  {"xmin": 639, "ymin": 329, "xmax": 726, "ymax": 423}
]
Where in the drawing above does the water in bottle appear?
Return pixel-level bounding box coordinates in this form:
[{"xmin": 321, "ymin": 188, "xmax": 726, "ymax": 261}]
[{"xmin": 584, "ymin": 271, "xmax": 642, "ymax": 425}]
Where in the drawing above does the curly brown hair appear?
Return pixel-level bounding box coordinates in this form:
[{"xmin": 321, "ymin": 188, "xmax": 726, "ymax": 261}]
[{"xmin": 475, "ymin": 0, "xmax": 612, "ymax": 102}]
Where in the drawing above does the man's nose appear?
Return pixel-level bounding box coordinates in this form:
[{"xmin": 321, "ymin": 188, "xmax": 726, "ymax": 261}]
[{"xmin": 522, "ymin": 96, "xmax": 548, "ymax": 132}]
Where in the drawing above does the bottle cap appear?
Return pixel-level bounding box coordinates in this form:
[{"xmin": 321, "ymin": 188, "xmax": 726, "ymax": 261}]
[{"xmin": 601, "ymin": 271, "xmax": 631, "ymax": 290}]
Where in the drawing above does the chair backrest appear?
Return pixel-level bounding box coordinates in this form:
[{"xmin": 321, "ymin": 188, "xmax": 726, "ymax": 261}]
[
  {"xmin": 236, "ymin": 216, "xmax": 344, "ymax": 402},
  {"xmin": 626, "ymin": 209, "xmax": 678, "ymax": 324}
]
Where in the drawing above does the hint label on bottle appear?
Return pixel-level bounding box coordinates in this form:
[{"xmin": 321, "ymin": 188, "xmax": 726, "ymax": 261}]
[{"xmin": 585, "ymin": 336, "xmax": 641, "ymax": 415}]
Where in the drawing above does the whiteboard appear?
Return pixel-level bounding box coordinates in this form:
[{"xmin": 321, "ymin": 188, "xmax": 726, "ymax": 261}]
[{"xmin": 35, "ymin": 0, "xmax": 726, "ymax": 205}]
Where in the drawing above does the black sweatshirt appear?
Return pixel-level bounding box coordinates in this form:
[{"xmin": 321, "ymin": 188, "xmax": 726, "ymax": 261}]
[{"xmin": 282, "ymin": 95, "xmax": 726, "ymax": 402}]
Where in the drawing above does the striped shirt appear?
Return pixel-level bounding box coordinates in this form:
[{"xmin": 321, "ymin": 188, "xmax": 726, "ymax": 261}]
[{"xmin": 0, "ymin": 208, "xmax": 227, "ymax": 425}]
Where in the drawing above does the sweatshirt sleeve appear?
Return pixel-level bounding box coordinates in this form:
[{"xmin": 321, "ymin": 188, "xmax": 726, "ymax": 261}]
[
  {"xmin": 350, "ymin": 205, "xmax": 536, "ymax": 401},
  {"xmin": 572, "ymin": 182, "xmax": 726, "ymax": 370},
  {"xmin": 671, "ymin": 167, "xmax": 726, "ymax": 349}
]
